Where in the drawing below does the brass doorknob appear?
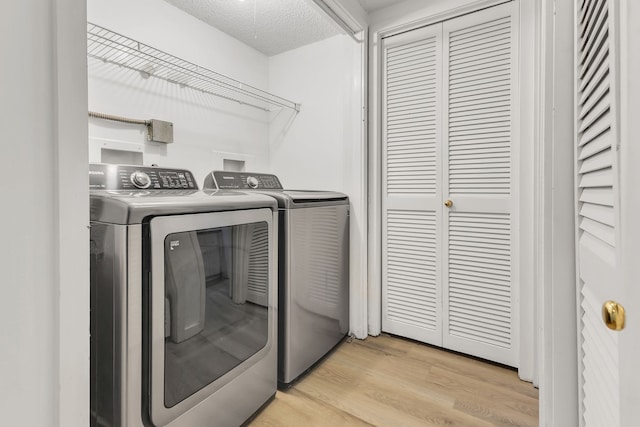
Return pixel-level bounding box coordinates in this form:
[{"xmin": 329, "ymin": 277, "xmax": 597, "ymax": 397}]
[
  {"xmin": 602, "ymin": 300, "xmax": 625, "ymax": 331},
  {"xmin": 444, "ymin": 199, "xmax": 453, "ymax": 208}
]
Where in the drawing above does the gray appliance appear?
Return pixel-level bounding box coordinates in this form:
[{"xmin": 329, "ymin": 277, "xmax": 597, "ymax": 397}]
[
  {"xmin": 203, "ymin": 171, "xmax": 349, "ymax": 387},
  {"xmin": 90, "ymin": 163, "xmax": 278, "ymax": 427}
]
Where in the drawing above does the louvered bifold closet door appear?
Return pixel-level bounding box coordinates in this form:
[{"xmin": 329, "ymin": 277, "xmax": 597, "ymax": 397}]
[
  {"xmin": 575, "ymin": 0, "xmax": 621, "ymax": 425},
  {"xmin": 381, "ymin": 24, "xmax": 444, "ymax": 344},
  {"xmin": 441, "ymin": 2, "xmax": 518, "ymax": 366}
]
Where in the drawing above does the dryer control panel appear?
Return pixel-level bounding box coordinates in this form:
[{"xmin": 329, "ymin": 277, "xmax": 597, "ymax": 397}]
[
  {"xmin": 208, "ymin": 171, "xmax": 283, "ymax": 190},
  {"xmin": 89, "ymin": 164, "xmax": 197, "ymax": 190}
]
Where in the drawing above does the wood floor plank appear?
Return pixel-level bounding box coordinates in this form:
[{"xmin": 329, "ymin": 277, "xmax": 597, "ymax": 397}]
[
  {"xmin": 325, "ymin": 342, "xmax": 456, "ymax": 408},
  {"xmin": 296, "ymin": 367, "xmax": 492, "ymax": 427},
  {"xmin": 249, "ymin": 334, "xmax": 539, "ymax": 427},
  {"xmin": 250, "ymin": 389, "xmax": 373, "ymax": 427},
  {"xmin": 427, "ymin": 366, "xmax": 539, "ymax": 415},
  {"xmin": 362, "ymin": 335, "xmax": 539, "ymax": 399}
]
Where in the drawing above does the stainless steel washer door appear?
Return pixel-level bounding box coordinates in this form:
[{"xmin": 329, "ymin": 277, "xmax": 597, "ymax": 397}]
[{"xmin": 148, "ymin": 209, "xmax": 274, "ymax": 426}]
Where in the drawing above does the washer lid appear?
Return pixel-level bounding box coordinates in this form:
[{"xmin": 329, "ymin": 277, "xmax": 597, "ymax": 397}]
[
  {"xmin": 228, "ymin": 189, "xmax": 348, "ymax": 208},
  {"xmin": 280, "ymin": 190, "xmax": 348, "ymax": 208},
  {"xmin": 203, "ymin": 170, "xmax": 349, "ymax": 208}
]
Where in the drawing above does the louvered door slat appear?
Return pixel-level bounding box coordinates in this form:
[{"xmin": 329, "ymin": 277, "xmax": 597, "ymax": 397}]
[
  {"xmin": 579, "ymin": 203, "xmax": 615, "ymax": 226},
  {"xmin": 449, "ymin": 276, "xmax": 511, "ymax": 295},
  {"xmin": 579, "ymin": 167, "xmax": 613, "ymax": 189},
  {"xmin": 580, "ymin": 217, "xmax": 615, "ymax": 246},
  {"xmin": 386, "ymin": 141, "xmax": 434, "ymax": 150},
  {"xmin": 388, "ymin": 51, "xmax": 437, "ymax": 66},
  {"xmin": 450, "ymin": 156, "xmax": 510, "ymax": 166},
  {"xmin": 451, "ymin": 64, "xmax": 511, "ymax": 82},
  {"xmin": 387, "ymin": 71, "xmax": 435, "ymax": 86},
  {"xmin": 449, "ymin": 322, "xmax": 510, "ymax": 347},
  {"xmin": 578, "ymin": 131, "xmax": 612, "ymax": 159},
  {"xmin": 450, "ymin": 107, "xmax": 510, "ymax": 121},
  {"xmin": 451, "ymin": 21, "xmax": 512, "ymax": 41},
  {"xmin": 388, "ymin": 91, "xmax": 437, "ymax": 102},
  {"xmin": 580, "ymin": 187, "xmax": 614, "ymax": 206},
  {"xmin": 388, "ymin": 146, "xmax": 435, "ymax": 154},
  {"xmin": 388, "ymin": 61, "xmax": 436, "ymax": 74},
  {"xmin": 451, "ymin": 16, "xmax": 510, "ymax": 38},
  {"xmin": 451, "ymin": 63, "xmax": 511, "ymax": 80},
  {"xmin": 387, "ymin": 40, "xmax": 433, "ymax": 57},
  {"xmin": 451, "ymin": 43, "xmax": 510, "ymax": 61},
  {"xmin": 450, "ymin": 246, "xmax": 510, "ymax": 258},
  {"xmin": 388, "ymin": 106, "xmax": 434, "ymax": 118},
  {"xmin": 578, "ymin": 147, "xmax": 612, "ymax": 174},
  {"xmin": 387, "ymin": 90, "xmax": 435, "ymax": 103},
  {"xmin": 451, "ymin": 300, "xmax": 511, "ymax": 320},
  {"xmin": 449, "ymin": 95, "xmax": 510, "ymax": 110}
]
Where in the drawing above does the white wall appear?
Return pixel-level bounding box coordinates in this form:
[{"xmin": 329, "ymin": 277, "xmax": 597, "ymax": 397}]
[
  {"xmin": 0, "ymin": 0, "xmax": 89, "ymax": 426},
  {"xmin": 87, "ymin": 0, "xmax": 273, "ymax": 182},
  {"xmin": 538, "ymin": 0, "xmax": 578, "ymax": 424},
  {"xmin": 268, "ymin": 35, "xmax": 368, "ymax": 338}
]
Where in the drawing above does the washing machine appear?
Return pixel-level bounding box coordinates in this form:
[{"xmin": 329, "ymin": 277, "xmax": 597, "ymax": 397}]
[
  {"xmin": 90, "ymin": 163, "xmax": 278, "ymax": 427},
  {"xmin": 203, "ymin": 171, "xmax": 349, "ymax": 387}
]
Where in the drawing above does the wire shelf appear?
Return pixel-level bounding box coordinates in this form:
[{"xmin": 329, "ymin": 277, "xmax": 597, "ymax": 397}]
[{"xmin": 87, "ymin": 22, "xmax": 300, "ymax": 112}]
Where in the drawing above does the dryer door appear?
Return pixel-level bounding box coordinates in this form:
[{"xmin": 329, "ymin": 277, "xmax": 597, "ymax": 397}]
[{"xmin": 147, "ymin": 208, "xmax": 275, "ymax": 426}]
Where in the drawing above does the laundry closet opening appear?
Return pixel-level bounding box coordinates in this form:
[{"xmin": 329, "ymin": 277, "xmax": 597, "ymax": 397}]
[{"xmin": 378, "ymin": 1, "xmax": 521, "ymax": 368}]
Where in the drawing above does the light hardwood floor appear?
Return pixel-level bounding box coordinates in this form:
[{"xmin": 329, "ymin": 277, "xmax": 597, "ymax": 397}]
[{"xmin": 249, "ymin": 334, "xmax": 538, "ymax": 427}]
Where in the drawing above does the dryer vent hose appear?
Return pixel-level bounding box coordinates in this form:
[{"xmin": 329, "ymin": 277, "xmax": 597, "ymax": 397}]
[{"xmin": 88, "ymin": 111, "xmax": 150, "ymax": 126}]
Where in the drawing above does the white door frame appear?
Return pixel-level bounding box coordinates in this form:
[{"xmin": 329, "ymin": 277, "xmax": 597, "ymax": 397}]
[
  {"xmin": 536, "ymin": 0, "xmax": 579, "ymax": 425},
  {"xmin": 55, "ymin": 0, "xmax": 91, "ymax": 425},
  {"xmin": 618, "ymin": 2, "xmax": 640, "ymax": 423},
  {"xmin": 368, "ymin": 0, "xmax": 538, "ymax": 381}
]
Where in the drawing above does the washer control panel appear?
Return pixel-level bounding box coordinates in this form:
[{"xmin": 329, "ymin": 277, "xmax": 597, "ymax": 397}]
[
  {"xmin": 90, "ymin": 164, "xmax": 197, "ymax": 190},
  {"xmin": 211, "ymin": 171, "xmax": 283, "ymax": 190},
  {"xmin": 130, "ymin": 171, "xmax": 151, "ymax": 189}
]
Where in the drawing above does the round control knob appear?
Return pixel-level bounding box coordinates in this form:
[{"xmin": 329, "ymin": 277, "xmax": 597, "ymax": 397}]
[
  {"xmin": 130, "ymin": 171, "xmax": 151, "ymax": 189},
  {"xmin": 246, "ymin": 176, "xmax": 259, "ymax": 189}
]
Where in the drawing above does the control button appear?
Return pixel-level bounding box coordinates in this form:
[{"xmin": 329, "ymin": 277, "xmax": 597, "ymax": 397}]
[
  {"xmin": 130, "ymin": 171, "xmax": 151, "ymax": 189},
  {"xmin": 247, "ymin": 176, "xmax": 259, "ymax": 189}
]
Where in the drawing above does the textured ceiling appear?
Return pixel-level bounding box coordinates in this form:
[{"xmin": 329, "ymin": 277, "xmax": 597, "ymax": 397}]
[
  {"xmin": 356, "ymin": 0, "xmax": 406, "ymax": 12},
  {"xmin": 164, "ymin": 0, "xmax": 341, "ymax": 56}
]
